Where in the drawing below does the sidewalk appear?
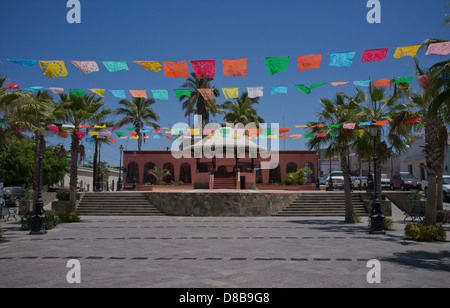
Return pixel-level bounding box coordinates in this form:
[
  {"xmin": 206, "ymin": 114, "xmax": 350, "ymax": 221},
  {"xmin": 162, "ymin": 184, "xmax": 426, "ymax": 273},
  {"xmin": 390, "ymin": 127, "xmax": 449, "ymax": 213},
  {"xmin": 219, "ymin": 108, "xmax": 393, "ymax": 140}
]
[{"xmin": 0, "ymin": 206, "xmax": 449, "ymax": 288}]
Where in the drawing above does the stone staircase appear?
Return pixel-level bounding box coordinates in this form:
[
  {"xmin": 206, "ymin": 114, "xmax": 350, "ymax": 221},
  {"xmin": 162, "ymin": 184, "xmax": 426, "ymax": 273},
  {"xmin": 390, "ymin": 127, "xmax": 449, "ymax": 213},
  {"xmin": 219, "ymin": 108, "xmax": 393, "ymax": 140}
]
[
  {"xmin": 77, "ymin": 192, "xmax": 165, "ymax": 216},
  {"xmin": 213, "ymin": 176, "xmax": 236, "ymax": 189},
  {"xmin": 275, "ymin": 192, "xmax": 368, "ymax": 217}
]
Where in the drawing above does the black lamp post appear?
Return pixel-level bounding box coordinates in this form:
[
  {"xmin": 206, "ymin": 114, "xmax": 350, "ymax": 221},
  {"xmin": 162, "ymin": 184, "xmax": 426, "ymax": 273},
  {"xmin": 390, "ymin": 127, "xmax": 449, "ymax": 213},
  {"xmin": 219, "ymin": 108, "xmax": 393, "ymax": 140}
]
[
  {"xmin": 30, "ymin": 126, "xmax": 46, "ymax": 235},
  {"xmin": 117, "ymin": 145, "xmax": 124, "ymax": 191},
  {"xmin": 315, "ymin": 148, "xmax": 320, "ymax": 190},
  {"xmin": 132, "ymin": 151, "xmax": 137, "ymax": 191},
  {"xmin": 327, "ymin": 154, "xmax": 334, "ymax": 191},
  {"xmin": 369, "ymin": 120, "xmax": 385, "ymax": 234}
]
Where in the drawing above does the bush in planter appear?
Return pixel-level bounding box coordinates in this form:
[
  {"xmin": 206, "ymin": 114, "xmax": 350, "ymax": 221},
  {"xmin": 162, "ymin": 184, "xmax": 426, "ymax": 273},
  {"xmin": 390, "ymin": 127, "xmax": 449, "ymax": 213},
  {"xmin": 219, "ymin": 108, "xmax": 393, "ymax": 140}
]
[
  {"xmin": 404, "ymin": 223, "xmax": 446, "ymax": 242},
  {"xmin": 437, "ymin": 210, "xmax": 450, "ymax": 224},
  {"xmin": 58, "ymin": 211, "xmax": 80, "ymax": 223},
  {"xmin": 367, "ymin": 217, "xmax": 394, "ymax": 230},
  {"xmin": 408, "ymin": 190, "xmax": 425, "ymax": 201},
  {"xmin": 21, "ymin": 210, "xmax": 59, "ymax": 231},
  {"xmin": 56, "ymin": 189, "xmax": 70, "ymax": 201}
]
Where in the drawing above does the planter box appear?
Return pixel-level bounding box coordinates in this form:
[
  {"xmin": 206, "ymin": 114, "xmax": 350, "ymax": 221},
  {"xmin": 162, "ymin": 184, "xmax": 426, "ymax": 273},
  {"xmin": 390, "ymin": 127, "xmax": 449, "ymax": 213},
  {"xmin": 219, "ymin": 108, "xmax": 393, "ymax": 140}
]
[
  {"xmin": 256, "ymin": 183, "xmax": 316, "ymax": 191},
  {"xmin": 363, "ymin": 200, "xmax": 392, "ymax": 216},
  {"xmin": 51, "ymin": 200, "xmax": 72, "ymax": 214}
]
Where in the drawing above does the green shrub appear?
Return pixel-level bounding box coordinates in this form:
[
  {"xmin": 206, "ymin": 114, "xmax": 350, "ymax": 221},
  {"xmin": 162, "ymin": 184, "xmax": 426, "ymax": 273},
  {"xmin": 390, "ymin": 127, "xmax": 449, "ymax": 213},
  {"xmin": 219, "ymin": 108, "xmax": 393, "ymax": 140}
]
[
  {"xmin": 408, "ymin": 190, "xmax": 425, "ymax": 200},
  {"xmin": 56, "ymin": 189, "xmax": 70, "ymax": 201},
  {"xmin": 21, "ymin": 210, "xmax": 59, "ymax": 231},
  {"xmin": 58, "ymin": 212, "xmax": 80, "ymax": 223},
  {"xmin": 284, "ymin": 168, "xmax": 312, "ymax": 186},
  {"xmin": 437, "ymin": 210, "xmax": 450, "ymax": 224},
  {"xmin": 367, "ymin": 217, "xmax": 394, "ymax": 230},
  {"xmin": 404, "ymin": 223, "xmax": 447, "ymax": 242}
]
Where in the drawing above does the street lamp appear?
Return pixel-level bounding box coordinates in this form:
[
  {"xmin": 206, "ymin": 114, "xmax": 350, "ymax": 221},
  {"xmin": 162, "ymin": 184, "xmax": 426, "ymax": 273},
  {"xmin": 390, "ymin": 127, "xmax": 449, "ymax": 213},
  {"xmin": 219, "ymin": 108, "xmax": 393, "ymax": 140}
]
[
  {"xmin": 30, "ymin": 125, "xmax": 46, "ymax": 235},
  {"xmin": 117, "ymin": 145, "xmax": 124, "ymax": 191},
  {"xmin": 132, "ymin": 151, "xmax": 137, "ymax": 191},
  {"xmin": 369, "ymin": 120, "xmax": 385, "ymax": 234},
  {"xmin": 315, "ymin": 148, "xmax": 320, "ymax": 190},
  {"xmin": 327, "ymin": 154, "xmax": 334, "ymax": 191}
]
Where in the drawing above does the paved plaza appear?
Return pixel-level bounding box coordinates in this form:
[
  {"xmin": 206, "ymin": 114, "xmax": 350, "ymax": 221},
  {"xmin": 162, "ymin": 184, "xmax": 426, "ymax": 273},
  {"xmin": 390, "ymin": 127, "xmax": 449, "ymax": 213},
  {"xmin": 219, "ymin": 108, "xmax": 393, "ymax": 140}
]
[{"xmin": 0, "ymin": 205, "xmax": 449, "ymax": 288}]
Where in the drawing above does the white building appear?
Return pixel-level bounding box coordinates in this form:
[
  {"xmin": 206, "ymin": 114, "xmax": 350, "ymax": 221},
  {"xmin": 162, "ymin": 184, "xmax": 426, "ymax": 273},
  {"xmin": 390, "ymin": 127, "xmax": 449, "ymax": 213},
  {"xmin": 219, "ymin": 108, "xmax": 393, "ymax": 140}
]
[{"xmin": 60, "ymin": 166, "xmax": 120, "ymax": 192}]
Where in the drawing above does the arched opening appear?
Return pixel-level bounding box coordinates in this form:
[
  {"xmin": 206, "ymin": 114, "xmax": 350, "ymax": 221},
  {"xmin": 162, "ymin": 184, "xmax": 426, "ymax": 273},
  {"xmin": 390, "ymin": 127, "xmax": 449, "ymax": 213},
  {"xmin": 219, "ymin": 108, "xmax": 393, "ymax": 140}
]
[
  {"xmin": 179, "ymin": 163, "xmax": 192, "ymax": 183},
  {"xmin": 127, "ymin": 162, "xmax": 139, "ymax": 184},
  {"xmin": 143, "ymin": 162, "xmax": 156, "ymax": 184},
  {"xmin": 286, "ymin": 162, "xmax": 297, "ymax": 174},
  {"xmin": 303, "ymin": 162, "xmax": 315, "ymax": 183},
  {"xmin": 163, "ymin": 162, "xmax": 175, "ymax": 183},
  {"xmin": 217, "ymin": 166, "xmax": 227, "ymax": 174},
  {"xmin": 269, "ymin": 163, "xmax": 281, "ymax": 184}
]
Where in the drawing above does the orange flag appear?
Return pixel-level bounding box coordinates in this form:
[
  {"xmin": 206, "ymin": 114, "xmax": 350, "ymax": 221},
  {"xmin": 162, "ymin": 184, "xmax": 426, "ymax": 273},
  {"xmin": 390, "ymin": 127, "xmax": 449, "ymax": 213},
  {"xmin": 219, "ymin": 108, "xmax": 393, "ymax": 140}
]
[
  {"xmin": 164, "ymin": 61, "xmax": 189, "ymax": 78},
  {"xmin": 374, "ymin": 78, "xmax": 392, "ymax": 87},
  {"xmin": 129, "ymin": 89, "xmax": 147, "ymax": 98},
  {"xmin": 222, "ymin": 59, "xmax": 247, "ymax": 77},
  {"xmin": 375, "ymin": 120, "xmax": 388, "ymax": 126},
  {"xmin": 297, "ymin": 54, "xmax": 322, "ymax": 72}
]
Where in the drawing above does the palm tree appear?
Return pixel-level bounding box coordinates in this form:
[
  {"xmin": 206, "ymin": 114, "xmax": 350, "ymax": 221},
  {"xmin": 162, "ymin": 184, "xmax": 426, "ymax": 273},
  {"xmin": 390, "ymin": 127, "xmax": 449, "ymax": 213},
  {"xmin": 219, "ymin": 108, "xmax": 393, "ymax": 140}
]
[
  {"xmin": 54, "ymin": 93, "xmax": 111, "ymax": 212},
  {"xmin": 394, "ymin": 59, "xmax": 449, "ymax": 225},
  {"xmin": 148, "ymin": 166, "xmax": 171, "ymax": 185},
  {"xmin": 307, "ymin": 93, "xmax": 362, "ymax": 223},
  {"xmin": 222, "ymin": 92, "xmax": 265, "ymax": 126},
  {"xmin": 115, "ymin": 97, "xmax": 160, "ymax": 151},
  {"xmin": 338, "ymin": 82, "xmax": 409, "ymax": 196},
  {"xmin": 179, "ymin": 73, "xmax": 224, "ymax": 128}
]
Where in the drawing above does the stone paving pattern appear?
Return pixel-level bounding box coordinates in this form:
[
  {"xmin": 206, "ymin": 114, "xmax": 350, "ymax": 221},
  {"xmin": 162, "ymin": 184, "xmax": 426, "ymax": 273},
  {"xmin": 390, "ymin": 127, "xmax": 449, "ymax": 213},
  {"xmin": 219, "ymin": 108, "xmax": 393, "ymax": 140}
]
[{"xmin": 0, "ymin": 205, "xmax": 449, "ymax": 288}]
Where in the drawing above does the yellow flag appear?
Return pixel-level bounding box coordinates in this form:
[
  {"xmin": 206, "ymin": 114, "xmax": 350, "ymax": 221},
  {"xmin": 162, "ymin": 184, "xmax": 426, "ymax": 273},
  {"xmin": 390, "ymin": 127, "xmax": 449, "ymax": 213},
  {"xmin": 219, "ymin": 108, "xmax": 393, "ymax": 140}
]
[
  {"xmin": 94, "ymin": 124, "xmax": 106, "ymax": 129},
  {"xmin": 222, "ymin": 88, "xmax": 239, "ymax": 99},
  {"xmin": 89, "ymin": 131, "xmax": 99, "ymax": 136},
  {"xmin": 39, "ymin": 61, "xmax": 68, "ymax": 78},
  {"xmin": 134, "ymin": 61, "xmax": 163, "ymax": 72},
  {"xmin": 188, "ymin": 128, "xmax": 200, "ymax": 135},
  {"xmin": 393, "ymin": 45, "xmax": 421, "ymax": 58},
  {"xmin": 130, "ymin": 135, "xmax": 139, "ymax": 139},
  {"xmin": 354, "ymin": 129, "xmax": 364, "ymax": 136},
  {"xmin": 89, "ymin": 89, "xmax": 105, "ymax": 97}
]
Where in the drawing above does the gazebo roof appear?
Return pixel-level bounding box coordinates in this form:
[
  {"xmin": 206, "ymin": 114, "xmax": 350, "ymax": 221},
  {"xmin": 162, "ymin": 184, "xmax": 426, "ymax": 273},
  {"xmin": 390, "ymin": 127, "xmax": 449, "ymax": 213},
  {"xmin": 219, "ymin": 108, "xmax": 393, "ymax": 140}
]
[{"xmin": 182, "ymin": 135, "xmax": 268, "ymax": 155}]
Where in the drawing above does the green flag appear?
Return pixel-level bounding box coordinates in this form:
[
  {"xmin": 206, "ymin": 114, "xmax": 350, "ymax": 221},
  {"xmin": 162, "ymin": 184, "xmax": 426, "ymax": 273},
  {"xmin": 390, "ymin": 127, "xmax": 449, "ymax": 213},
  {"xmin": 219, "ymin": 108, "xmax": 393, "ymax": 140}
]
[
  {"xmin": 174, "ymin": 89, "xmax": 191, "ymax": 98},
  {"xmin": 305, "ymin": 133, "xmax": 314, "ymax": 138},
  {"xmin": 265, "ymin": 56, "xmax": 289, "ymax": 75},
  {"xmin": 70, "ymin": 89, "xmax": 85, "ymax": 97},
  {"xmin": 0, "ymin": 118, "xmax": 6, "ymax": 125},
  {"xmin": 395, "ymin": 77, "xmax": 414, "ymax": 84},
  {"xmin": 295, "ymin": 85, "xmax": 311, "ymax": 94}
]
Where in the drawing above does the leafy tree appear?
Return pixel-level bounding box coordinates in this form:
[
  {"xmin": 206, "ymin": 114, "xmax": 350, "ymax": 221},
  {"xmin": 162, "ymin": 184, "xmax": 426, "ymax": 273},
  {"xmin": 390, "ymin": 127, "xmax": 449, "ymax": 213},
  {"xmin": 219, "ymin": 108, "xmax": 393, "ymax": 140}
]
[
  {"xmin": 43, "ymin": 145, "xmax": 70, "ymax": 187},
  {"xmin": 115, "ymin": 97, "xmax": 159, "ymax": 151},
  {"xmin": 54, "ymin": 93, "xmax": 111, "ymax": 212},
  {"xmin": 222, "ymin": 92, "xmax": 265, "ymax": 126},
  {"xmin": 148, "ymin": 166, "xmax": 171, "ymax": 185},
  {"xmin": 179, "ymin": 73, "xmax": 224, "ymax": 128}
]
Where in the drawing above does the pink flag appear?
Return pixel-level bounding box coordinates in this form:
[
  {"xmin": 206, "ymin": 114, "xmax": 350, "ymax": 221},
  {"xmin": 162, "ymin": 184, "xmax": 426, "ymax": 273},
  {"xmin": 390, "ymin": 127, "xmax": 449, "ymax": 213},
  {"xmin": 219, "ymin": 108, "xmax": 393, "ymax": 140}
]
[
  {"xmin": 331, "ymin": 81, "xmax": 349, "ymax": 86},
  {"xmin": 191, "ymin": 60, "xmax": 215, "ymax": 78},
  {"xmin": 343, "ymin": 123, "xmax": 356, "ymax": 129},
  {"xmin": 71, "ymin": 61, "xmax": 99, "ymax": 75},
  {"xmin": 129, "ymin": 89, "xmax": 147, "ymax": 98},
  {"xmin": 2, "ymin": 83, "xmax": 22, "ymax": 90},
  {"xmin": 409, "ymin": 116, "xmax": 420, "ymax": 125},
  {"xmin": 75, "ymin": 131, "xmax": 86, "ymax": 141},
  {"xmin": 47, "ymin": 124, "xmax": 59, "ymax": 134},
  {"xmin": 425, "ymin": 42, "xmax": 450, "ymax": 55},
  {"xmin": 418, "ymin": 75, "xmax": 433, "ymax": 88},
  {"xmin": 198, "ymin": 88, "xmax": 215, "ymax": 101},
  {"xmin": 361, "ymin": 48, "xmax": 388, "ymax": 63},
  {"xmin": 48, "ymin": 87, "xmax": 64, "ymax": 94}
]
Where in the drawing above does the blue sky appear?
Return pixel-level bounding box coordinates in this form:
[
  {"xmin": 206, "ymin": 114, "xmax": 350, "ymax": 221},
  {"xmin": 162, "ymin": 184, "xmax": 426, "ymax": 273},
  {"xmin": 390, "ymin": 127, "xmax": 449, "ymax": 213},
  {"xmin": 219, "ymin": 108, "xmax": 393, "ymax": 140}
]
[{"xmin": 0, "ymin": 0, "xmax": 449, "ymax": 166}]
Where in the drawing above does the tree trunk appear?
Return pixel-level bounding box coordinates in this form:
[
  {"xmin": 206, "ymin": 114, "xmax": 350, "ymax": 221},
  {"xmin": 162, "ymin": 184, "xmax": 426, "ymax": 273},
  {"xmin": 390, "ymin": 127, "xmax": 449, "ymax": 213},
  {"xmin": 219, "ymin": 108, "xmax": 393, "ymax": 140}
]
[
  {"xmin": 437, "ymin": 169, "xmax": 443, "ymax": 211},
  {"xmin": 69, "ymin": 131, "xmax": 80, "ymax": 213},
  {"xmin": 424, "ymin": 169, "xmax": 437, "ymax": 225},
  {"xmin": 32, "ymin": 130, "xmax": 41, "ymax": 202},
  {"xmin": 340, "ymin": 147, "xmax": 354, "ymax": 223}
]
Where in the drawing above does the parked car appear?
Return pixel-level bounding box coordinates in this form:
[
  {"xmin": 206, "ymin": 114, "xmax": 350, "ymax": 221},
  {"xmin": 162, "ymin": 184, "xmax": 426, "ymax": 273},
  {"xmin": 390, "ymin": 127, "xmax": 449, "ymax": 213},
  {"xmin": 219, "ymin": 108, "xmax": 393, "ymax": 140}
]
[
  {"xmin": 325, "ymin": 171, "xmax": 345, "ymax": 190},
  {"xmin": 422, "ymin": 175, "xmax": 450, "ymax": 202},
  {"xmin": 380, "ymin": 174, "xmax": 390, "ymax": 190},
  {"xmin": 352, "ymin": 176, "xmax": 368, "ymax": 190},
  {"xmin": 3, "ymin": 186, "xmax": 27, "ymax": 207},
  {"xmin": 318, "ymin": 177, "xmax": 326, "ymax": 185},
  {"xmin": 390, "ymin": 172, "xmax": 422, "ymax": 191}
]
